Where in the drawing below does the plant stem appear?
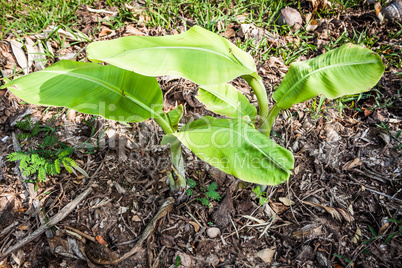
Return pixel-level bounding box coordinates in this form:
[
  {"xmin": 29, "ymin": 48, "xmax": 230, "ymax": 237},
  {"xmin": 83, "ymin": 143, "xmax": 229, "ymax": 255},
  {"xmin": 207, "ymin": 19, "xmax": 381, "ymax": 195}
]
[
  {"xmin": 154, "ymin": 114, "xmax": 186, "ymax": 191},
  {"xmin": 263, "ymin": 104, "xmax": 281, "ymax": 136},
  {"xmin": 242, "ymin": 74, "xmax": 270, "ymax": 136},
  {"xmin": 168, "ymin": 141, "xmax": 186, "ymax": 190},
  {"xmin": 153, "ymin": 114, "xmax": 173, "ymax": 135}
]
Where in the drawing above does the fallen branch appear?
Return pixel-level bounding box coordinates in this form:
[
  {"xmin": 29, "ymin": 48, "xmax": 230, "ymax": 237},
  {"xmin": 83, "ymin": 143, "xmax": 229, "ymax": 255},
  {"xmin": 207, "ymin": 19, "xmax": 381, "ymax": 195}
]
[
  {"xmin": 0, "ymin": 187, "xmax": 92, "ymax": 258},
  {"xmin": 86, "ymin": 197, "xmax": 174, "ymax": 265}
]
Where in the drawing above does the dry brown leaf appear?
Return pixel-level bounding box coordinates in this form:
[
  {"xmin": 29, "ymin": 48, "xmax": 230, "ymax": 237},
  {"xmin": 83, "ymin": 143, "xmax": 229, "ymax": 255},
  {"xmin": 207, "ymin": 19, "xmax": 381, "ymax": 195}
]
[
  {"xmin": 25, "ymin": 37, "xmax": 45, "ymax": 71},
  {"xmin": 87, "ymin": 6, "xmax": 116, "ymax": 15},
  {"xmin": 34, "ymin": 26, "xmax": 89, "ymax": 42},
  {"xmin": 99, "ymin": 26, "xmax": 115, "ymax": 37},
  {"xmin": 189, "ymin": 221, "xmax": 200, "ymax": 232},
  {"xmin": 236, "ymin": 14, "xmax": 247, "ymax": 23},
  {"xmin": 279, "ymin": 197, "xmax": 295, "ymax": 206},
  {"xmin": 45, "ymin": 40, "xmax": 54, "ymax": 56},
  {"xmin": 96, "ymin": 235, "xmax": 108, "ymax": 245},
  {"xmin": 302, "ymin": 200, "xmax": 353, "ymax": 222},
  {"xmin": 255, "ymin": 248, "xmax": 275, "ymax": 264},
  {"xmin": 264, "ymin": 203, "xmax": 276, "ymax": 218},
  {"xmin": 270, "ymin": 201, "xmax": 288, "ymax": 214},
  {"xmin": 379, "ymin": 222, "xmax": 390, "ymax": 235},
  {"xmin": 294, "ymin": 165, "xmax": 300, "ymax": 175},
  {"xmin": 342, "ymin": 157, "xmax": 363, "ymax": 170},
  {"xmin": 306, "ymin": 19, "xmax": 319, "ymax": 31},
  {"xmin": 375, "ymin": 2, "xmax": 382, "ymax": 16},
  {"xmin": 353, "ymin": 227, "xmax": 361, "ymax": 244},
  {"xmin": 337, "ymin": 208, "xmax": 354, "ymax": 222},
  {"xmin": 375, "ymin": 2, "xmax": 385, "ymax": 21},
  {"xmin": 243, "ymin": 215, "xmax": 265, "ymax": 224},
  {"xmin": 348, "ymin": 202, "xmax": 354, "ymax": 216},
  {"xmin": 305, "ymin": 12, "xmax": 313, "ymax": 22},
  {"xmin": 17, "ymin": 225, "xmax": 29, "ymax": 231},
  {"xmin": 308, "ymin": 0, "xmax": 327, "ymax": 12},
  {"xmin": 124, "ymin": 25, "xmax": 145, "ymax": 36},
  {"xmin": 224, "ymin": 25, "xmax": 236, "ymax": 38},
  {"xmin": 9, "ymin": 40, "xmax": 28, "ymax": 75},
  {"xmin": 25, "ymin": 37, "xmax": 34, "ymax": 70},
  {"xmin": 293, "ymin": 224, "xmax": 322, "ymax": 239},
  {"xmin": 132, "ymin": 215, "xmax": 141, "ymax": 222}
]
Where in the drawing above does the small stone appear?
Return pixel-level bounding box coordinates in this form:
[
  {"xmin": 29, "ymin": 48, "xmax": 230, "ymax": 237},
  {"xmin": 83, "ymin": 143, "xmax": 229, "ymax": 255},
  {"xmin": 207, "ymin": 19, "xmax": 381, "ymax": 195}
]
[
  {"xmin": 206, "ymin": 227, "xmax": 221, "ymax": 239},
  {"xmin": 276, "ymin": 7, "xmax": 302, "ymax": 29},
  {"xmin": 382, "ymin": 1, "xmax": 402, "ymax": 22}
]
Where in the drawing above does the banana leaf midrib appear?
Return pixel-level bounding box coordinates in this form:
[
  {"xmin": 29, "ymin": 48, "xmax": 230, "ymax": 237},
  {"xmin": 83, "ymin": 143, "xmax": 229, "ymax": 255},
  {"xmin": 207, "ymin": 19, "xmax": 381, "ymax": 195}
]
[
  {"xmin": 41, "ymin": 70, "xmax": 153, "ymax": 112},
  {"xmin": 40, "ymin": 70, "xmax": 169, "ymax": 124},
  {"xmin": 275, "ymin": 60, "xmax": 379, "ymax": 106},
  {"xmin": 98, "ymin": 46, "xmax": 255, "ymax": 70}
]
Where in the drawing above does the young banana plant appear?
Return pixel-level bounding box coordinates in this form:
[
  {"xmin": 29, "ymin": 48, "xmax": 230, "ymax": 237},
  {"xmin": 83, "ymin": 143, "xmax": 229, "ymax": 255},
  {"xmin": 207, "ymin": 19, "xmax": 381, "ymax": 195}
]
[{"xmin": 1, "ymin": 26, "xmax": 384, "ymax": 193}]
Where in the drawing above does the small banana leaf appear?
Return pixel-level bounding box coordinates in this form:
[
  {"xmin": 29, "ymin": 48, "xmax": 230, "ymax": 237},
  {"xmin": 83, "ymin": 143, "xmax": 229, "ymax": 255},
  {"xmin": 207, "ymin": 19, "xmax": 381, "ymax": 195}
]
[
  {"xmin": 197, "ymin": 83, "xmax": 257, "ymax": 121},
  {"xmin": 273, "ymin": 44, "xmax": 385, "ymax": 109}
]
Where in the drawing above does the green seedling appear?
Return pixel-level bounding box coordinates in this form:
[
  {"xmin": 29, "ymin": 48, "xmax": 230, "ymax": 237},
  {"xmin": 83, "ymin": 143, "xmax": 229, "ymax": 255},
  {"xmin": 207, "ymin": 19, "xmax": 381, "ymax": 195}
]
[
  {"xmin": 1, "ymin": 26, "xmax": 384, "ymax": 192},
  {"xmin": 252, "ymin": 186, "xmax": 269, "ymax": 205},
  {"xmin": 174, "ymin": 255, "xmax": 181, "ymax": 267},
  {"xmin": 7, "ymin": 117, "xmax": 79, "ymax": 182},
  {"xmin": 186, "ymin": 179, "xmax": 221, "ymax": 207}
]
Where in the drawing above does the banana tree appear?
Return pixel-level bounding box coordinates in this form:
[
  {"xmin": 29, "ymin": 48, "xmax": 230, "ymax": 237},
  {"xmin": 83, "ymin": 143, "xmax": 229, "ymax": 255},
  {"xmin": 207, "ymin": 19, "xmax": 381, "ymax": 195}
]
[{"xmin": 1, "ymin": 26, "xmax": 384, "ymax": 192}]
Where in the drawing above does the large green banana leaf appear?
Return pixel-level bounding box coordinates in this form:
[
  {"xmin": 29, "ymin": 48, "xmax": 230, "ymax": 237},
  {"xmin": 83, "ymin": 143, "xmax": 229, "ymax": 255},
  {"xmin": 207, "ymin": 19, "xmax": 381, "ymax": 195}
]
[
  {"xmin": 87, "ymin": 26, "xmax": 256, "ymax": 85},
  {"xmin": 197, "ymin": 84, "xmax": 257, "ymax": 121},
  {"xmin": 1, "ymin": 60, "xmax": 166, "ymax": 124},
  {"xmin": 162, "ymin": 117, "xmax": 294, "ymax": 185},
  {"xmin": 273, "ymin": 44, "xmax": 385, "ymax": 109}
]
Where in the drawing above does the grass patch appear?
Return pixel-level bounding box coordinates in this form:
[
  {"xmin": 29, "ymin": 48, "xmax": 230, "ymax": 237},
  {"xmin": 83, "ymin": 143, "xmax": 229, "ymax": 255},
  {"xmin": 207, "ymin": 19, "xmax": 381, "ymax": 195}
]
[
  {"xmin": 1, "ymin": 0, "xmax": 400, "ymax": 68},
  {"xmin": 1, "ymin": 0, "xmax": 92, "ymax": 37}
]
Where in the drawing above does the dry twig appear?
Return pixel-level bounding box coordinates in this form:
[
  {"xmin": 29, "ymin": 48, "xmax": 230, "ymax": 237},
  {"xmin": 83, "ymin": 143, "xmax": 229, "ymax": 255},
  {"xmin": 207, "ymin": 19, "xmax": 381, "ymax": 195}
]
[
  {"xmin": 0, "ymin": 187, "xmax": 93, "ymax": 258},
  {"xmin": 85, "ymin": 197, "xmax": 174, "ymax": 265}
]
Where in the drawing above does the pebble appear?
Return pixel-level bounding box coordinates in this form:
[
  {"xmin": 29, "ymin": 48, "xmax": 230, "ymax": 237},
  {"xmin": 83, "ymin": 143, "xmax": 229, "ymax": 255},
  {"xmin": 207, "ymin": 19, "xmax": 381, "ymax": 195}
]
[
  {"xmin": 276, "ymin": 7, "xmax": 302, "ymax": 29},
  {"xmin": 382, "ymin": 0, "xmax": 402, "ymax": 22},
  {"xmin": 206, "ymin": 227, "xmax": 221, "ymax": 238}
]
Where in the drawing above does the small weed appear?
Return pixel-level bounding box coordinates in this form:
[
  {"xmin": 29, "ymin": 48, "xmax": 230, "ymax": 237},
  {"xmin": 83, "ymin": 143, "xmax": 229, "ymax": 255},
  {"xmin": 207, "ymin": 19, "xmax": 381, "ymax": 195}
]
[
  {"xmin": 7, "ymin": 117, "xmax": 78, "ymax": 183},
  {"xmin": 376, "ymin": 122, "xmax": 402, "ymax": 149},
  {"xmin": 186, "ymin": 179, "xmax": 221, "ymax": 207},
  {"xmin": 333, "ymin": 253, "xmax": 353, "ymax": 265},
  {"xmin": 334, "ymin": 218, "xmax": 402, "ymax": 267},
  {"xmin": 174, "ymin": 255, "xmax": 181, "ymax": 267},
  {"xmin": 253, "ymin": 186, "xmax": 269, "ymax": 205}
]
